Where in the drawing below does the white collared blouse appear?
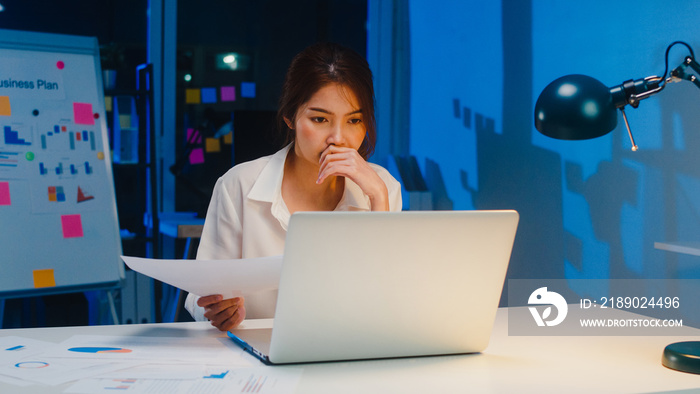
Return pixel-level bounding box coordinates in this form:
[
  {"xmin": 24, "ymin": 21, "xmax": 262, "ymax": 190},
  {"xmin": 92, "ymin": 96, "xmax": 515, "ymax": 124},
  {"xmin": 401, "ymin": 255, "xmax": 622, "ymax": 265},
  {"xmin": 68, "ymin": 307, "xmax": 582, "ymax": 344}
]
[{"xmin": 185, "ymin": 145, "xmax": 402, "ymax": 321}]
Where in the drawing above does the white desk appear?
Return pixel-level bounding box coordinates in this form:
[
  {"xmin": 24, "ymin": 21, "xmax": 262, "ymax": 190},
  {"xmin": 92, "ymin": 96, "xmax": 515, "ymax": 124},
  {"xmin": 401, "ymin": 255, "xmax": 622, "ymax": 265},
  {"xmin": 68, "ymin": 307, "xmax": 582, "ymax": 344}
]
[{"xmin": 1, "ymin": 307, "xmax": 699, "ymax": 393}]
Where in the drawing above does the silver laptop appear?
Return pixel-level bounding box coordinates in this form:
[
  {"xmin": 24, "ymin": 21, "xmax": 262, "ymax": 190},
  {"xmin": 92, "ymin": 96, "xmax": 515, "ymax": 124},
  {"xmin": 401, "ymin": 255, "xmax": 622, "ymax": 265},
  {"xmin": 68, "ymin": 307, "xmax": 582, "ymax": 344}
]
[{"xmin": 227, "ymin": 210, "xmax": 519, "ymax": 365}]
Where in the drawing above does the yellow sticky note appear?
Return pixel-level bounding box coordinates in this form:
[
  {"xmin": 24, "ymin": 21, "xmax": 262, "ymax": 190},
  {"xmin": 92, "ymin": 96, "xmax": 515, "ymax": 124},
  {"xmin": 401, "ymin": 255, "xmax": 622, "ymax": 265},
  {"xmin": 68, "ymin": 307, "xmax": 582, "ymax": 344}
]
[
  {"xmin": 223, "ymin": 132, "xmax": 233, "ymax": 145},
  {"xmin": 185, "ymin": 89, "xmax": 201, "ymax": 104},
  {"xmin": 205, "ymin": 137, "xmax": 221, "ymax": 153},
  {"xmin": 119, "ymin": 114, "xmax": 132, "ymax": 128},
  {"xmin": 0, "ymin": 96, "xmax": 11, "ymax": 116},
  {"xmin": 33, "ymin": 269, "xmax": 56, "ymax": 288}
]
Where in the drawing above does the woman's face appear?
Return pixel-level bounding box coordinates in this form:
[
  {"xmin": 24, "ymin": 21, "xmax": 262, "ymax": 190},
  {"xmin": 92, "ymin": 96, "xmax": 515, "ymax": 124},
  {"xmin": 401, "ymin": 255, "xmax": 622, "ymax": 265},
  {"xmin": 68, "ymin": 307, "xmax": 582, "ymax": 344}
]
[{"xmin": 288, "ymin": 83, "xmax": 366, "ymax": 166}]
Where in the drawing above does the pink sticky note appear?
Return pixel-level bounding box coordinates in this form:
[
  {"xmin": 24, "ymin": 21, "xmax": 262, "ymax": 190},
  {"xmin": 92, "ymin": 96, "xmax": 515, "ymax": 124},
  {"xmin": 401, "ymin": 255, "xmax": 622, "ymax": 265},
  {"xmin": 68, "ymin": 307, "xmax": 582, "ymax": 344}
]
[
  {"xmin": 220, "ymin": 86, "xmax": 236, "ymax": 102},
  {"xmin": 73, "ymin": 103, "xmax": 95, "ymax": 125},
  {"xmin": 189, "ymin": 148, "xmax": 205, "ymax": 164},
  {"xmin": 61, "ymin": 214, "xmax": 84, "ymax": 238},
  {"xmin": 186, "ymin": 128, "xmax": 202, "ymax": 144},
  {"xmin": 0, "ymin": 181, "xmax": 10, "ymax": 205}
]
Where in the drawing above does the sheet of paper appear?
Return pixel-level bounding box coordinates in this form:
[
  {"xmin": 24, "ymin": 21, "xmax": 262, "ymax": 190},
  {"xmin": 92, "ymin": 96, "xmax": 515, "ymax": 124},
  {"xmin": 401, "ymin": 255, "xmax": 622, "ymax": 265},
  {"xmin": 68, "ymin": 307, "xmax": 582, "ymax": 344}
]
[
  {"xmin": 94, "ymin": 363, "xmax": 206, "ymax": 380},
  {"xmin": 0, "ymin": 336, "xmax": 58, "ymax": 363},
  {"xmin": 0, "ymin": 358, "xmax": 138, "ymax": 386},
  {"xmin": 121, "ymin": 255, "xmax": 283, "ymax": 299},
  {"xmin": 0, "ymin": 335, "xmax": 260, "ymax": 388},
  {"xmin": 41, "ymin": 335, "xmax": 252, "ymax": 366},
  {"xmin": 0, "ymin": 373, "xmax": 33, "ymax": 387},
  {"xmin": 65, "ymin": 366, "xmax": 304, "ymax": 394}
]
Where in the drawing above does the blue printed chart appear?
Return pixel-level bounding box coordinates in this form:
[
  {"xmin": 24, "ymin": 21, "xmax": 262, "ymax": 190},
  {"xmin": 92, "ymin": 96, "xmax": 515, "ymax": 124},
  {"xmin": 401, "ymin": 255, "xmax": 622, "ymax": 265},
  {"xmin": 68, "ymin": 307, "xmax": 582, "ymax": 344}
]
[
  {"xmin": 0, "ymin": 123, "xmax": 33, "ymax": 178},
  {"xmin": 3, "ymin": 124, "xmax": 32, "ymax": 145},
  {"xmin": 69, "ymin": 347, "xmax": 133, "ymax": 354},
  {"xmin": 0, "ymin": 336, "xmax": 55, "ymax": 364},
  {"xmin": 13, "ymin": 361, "xmax": 49, "ymax": 369},
  {"xmin": 43, "ymin": 335, "xmax": 248, "ymax": 364},
  {"xmin": 38, "ymin": 124, "xmax": 96, "ymax": 152}
]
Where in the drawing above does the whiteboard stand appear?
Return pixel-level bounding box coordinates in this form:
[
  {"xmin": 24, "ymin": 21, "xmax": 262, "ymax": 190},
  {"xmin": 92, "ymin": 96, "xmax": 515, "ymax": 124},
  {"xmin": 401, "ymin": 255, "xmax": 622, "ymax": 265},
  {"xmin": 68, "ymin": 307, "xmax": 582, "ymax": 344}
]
[
  {"xmin": 106, "ymin": 289, "xmax": 119, "ymax": 325},
  {"xmin": 0, "ymin": 285, "xmax": 120, "ymax": 328}
]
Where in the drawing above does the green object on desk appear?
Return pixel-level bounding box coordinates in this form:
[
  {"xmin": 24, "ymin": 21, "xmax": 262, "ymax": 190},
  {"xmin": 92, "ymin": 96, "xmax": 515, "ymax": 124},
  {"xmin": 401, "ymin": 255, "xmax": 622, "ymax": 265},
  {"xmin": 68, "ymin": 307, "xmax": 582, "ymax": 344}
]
[{"xmin": 663, "ymin": 341, "xmax": 700, "ymax": 374}]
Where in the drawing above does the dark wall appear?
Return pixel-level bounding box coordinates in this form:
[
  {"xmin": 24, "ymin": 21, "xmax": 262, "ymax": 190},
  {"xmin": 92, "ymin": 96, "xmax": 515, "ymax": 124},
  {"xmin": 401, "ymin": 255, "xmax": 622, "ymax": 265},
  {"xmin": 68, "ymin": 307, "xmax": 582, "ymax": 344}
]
[
  {"xmin": 173, "ymin": 0, "xmax": 368, "ymax": 213},
  {"xmin": 0, "ymin": 0, "xmax": 146, "ymax": 44},
  {"xmin": 176, "ymin": 0, "xmax": 367, "ymax": 111}
]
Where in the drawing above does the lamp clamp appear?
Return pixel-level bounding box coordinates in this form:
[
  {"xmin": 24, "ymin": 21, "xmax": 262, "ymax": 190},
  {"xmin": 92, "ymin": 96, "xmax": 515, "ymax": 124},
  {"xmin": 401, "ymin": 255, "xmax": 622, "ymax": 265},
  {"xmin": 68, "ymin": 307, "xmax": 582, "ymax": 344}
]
[
  {"xmin": 627, "ymin": 76, "xmax": 665, "ymax": 108},
  {"xmin": 669, "ymin": 56, "xmax": 700, "ymax": 90}
]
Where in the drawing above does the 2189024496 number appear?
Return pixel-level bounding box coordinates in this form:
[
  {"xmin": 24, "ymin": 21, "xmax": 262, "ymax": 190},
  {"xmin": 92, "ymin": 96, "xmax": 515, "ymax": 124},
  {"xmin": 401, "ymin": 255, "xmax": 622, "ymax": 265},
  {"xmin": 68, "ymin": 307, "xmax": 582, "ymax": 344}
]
[{"xmin": 599, "ymin": 296, "xmax": 680, "ymax": 309}]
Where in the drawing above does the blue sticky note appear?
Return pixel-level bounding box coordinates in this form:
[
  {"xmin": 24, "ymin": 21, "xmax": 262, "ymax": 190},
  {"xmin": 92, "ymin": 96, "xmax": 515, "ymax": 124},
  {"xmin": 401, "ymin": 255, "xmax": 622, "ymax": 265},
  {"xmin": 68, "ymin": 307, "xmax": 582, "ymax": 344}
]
[
  {"xmin": 241, "ymin": 82, "xmax": 256, "ymax": 98},
  {"xmin": 201, "ymin": 87, "xmax": 217, "ymax": 103}
]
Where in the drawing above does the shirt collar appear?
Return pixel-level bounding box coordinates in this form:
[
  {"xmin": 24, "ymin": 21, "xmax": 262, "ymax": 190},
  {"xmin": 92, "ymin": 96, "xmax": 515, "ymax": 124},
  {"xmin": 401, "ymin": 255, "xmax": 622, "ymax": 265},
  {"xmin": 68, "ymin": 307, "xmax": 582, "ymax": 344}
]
[{"xmin": 246, "ymin": 144, "xmax": 290, "ymax": 203}]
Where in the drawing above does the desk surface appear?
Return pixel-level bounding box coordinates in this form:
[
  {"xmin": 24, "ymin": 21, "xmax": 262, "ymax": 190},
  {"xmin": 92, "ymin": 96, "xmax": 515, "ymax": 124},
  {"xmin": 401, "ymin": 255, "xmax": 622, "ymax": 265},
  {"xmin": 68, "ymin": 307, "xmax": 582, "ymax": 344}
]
[
  {"xmin": 157, "ymin": 212, "xmax": 205, "ymax": 239},
  {"xmin": 1, "ymin": 307, "xmax": 699, "ymax": 393}
]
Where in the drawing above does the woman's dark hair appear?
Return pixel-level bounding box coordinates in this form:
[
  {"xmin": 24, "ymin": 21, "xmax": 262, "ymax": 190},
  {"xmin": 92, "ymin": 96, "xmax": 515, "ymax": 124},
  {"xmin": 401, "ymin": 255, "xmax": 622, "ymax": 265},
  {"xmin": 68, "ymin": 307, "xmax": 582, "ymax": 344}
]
[{"xmin": 277, "ymin": 42, "xmax": 376, "ymax": 160}]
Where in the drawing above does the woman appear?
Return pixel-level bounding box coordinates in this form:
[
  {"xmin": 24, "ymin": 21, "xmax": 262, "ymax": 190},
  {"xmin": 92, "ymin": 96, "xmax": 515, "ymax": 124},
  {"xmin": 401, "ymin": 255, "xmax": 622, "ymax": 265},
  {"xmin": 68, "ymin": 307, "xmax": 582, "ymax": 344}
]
[{"xmin": 185, "ymin": 42, "xmax": 403, "ymax": 331}]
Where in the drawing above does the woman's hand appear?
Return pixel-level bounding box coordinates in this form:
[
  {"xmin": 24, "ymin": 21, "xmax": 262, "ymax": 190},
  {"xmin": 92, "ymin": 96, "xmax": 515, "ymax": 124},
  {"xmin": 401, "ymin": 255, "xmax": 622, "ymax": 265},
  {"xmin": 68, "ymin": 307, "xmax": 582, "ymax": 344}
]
[
  {"xmin": 197, "ymin": 295, "xmax": 246, "ymax": 331},
  {"xmin": 318, "ymin": 145, "xmax": 389, "ymax": 211}
]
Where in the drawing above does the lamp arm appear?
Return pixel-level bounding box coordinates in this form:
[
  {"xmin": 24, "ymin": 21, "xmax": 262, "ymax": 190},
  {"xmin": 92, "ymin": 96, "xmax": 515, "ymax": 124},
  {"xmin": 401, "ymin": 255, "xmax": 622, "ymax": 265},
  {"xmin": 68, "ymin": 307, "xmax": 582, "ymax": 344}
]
[
  {"xmin": 669, "ymin": 56, "xmax": 700, "ymax": 90},
  {"xmin": 684, "ymin": 56, "xmax": 700, "ymax": 74}
]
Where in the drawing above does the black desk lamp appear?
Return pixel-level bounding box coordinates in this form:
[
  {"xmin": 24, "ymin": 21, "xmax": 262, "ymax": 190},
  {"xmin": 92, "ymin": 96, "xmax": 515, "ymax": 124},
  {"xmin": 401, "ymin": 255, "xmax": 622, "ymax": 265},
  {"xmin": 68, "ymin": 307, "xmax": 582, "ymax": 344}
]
[
  {"xmin": 533, "ymin": 41, "xmax": 700, "ymax": 374},
  {"xmin": 535, "ymin": 41, "xmax": 699, "ymax": 151}
]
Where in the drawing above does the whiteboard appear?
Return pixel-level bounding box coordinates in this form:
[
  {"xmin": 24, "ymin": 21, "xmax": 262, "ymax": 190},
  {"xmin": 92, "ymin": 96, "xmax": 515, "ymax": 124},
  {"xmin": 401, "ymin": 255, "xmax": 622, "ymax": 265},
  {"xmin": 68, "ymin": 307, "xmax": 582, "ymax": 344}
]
[{"xmin": 0, "ymin": 29, "xmax": 123, "ymax": 297}]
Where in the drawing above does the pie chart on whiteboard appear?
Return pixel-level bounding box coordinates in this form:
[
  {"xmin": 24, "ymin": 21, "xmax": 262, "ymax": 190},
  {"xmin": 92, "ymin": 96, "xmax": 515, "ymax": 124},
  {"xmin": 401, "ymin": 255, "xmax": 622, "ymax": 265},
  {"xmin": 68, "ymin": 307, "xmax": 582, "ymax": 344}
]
[{"xmin": 68, "ymin": 347, "xmax": 133, "ymax": 354}]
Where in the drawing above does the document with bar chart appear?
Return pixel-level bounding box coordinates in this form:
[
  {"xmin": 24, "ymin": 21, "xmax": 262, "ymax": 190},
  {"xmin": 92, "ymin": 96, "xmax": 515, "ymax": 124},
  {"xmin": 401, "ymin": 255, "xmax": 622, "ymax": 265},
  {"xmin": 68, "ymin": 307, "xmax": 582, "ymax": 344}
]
[{"xmin": 0, "ymin": 29, "xmax": 123, "ymax": 297}]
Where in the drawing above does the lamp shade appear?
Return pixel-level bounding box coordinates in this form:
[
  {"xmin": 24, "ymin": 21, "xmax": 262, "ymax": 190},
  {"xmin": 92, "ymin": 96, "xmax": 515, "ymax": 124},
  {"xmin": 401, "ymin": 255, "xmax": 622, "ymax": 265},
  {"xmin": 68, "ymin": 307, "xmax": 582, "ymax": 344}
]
[{"xmin": 534, "ymin": 74, "xmax": 618, "ymax": 140}]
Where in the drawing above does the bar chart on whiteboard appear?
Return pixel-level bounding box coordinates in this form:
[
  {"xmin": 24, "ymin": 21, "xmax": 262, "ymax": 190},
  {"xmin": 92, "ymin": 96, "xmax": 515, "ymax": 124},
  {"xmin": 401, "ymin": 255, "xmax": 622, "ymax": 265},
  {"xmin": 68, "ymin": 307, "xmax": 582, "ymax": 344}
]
[{"xmin": 0, "ymin": 81, "xmax": 112, "ymax": 215}]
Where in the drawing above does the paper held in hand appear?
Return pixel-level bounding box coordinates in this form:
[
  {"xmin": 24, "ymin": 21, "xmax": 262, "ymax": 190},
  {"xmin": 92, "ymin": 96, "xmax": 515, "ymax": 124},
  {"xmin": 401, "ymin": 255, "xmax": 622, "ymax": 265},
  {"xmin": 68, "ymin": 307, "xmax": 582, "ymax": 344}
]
[{"xmin": 121, "ymin": 255, "xmax": 283, "ymax": 299}]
